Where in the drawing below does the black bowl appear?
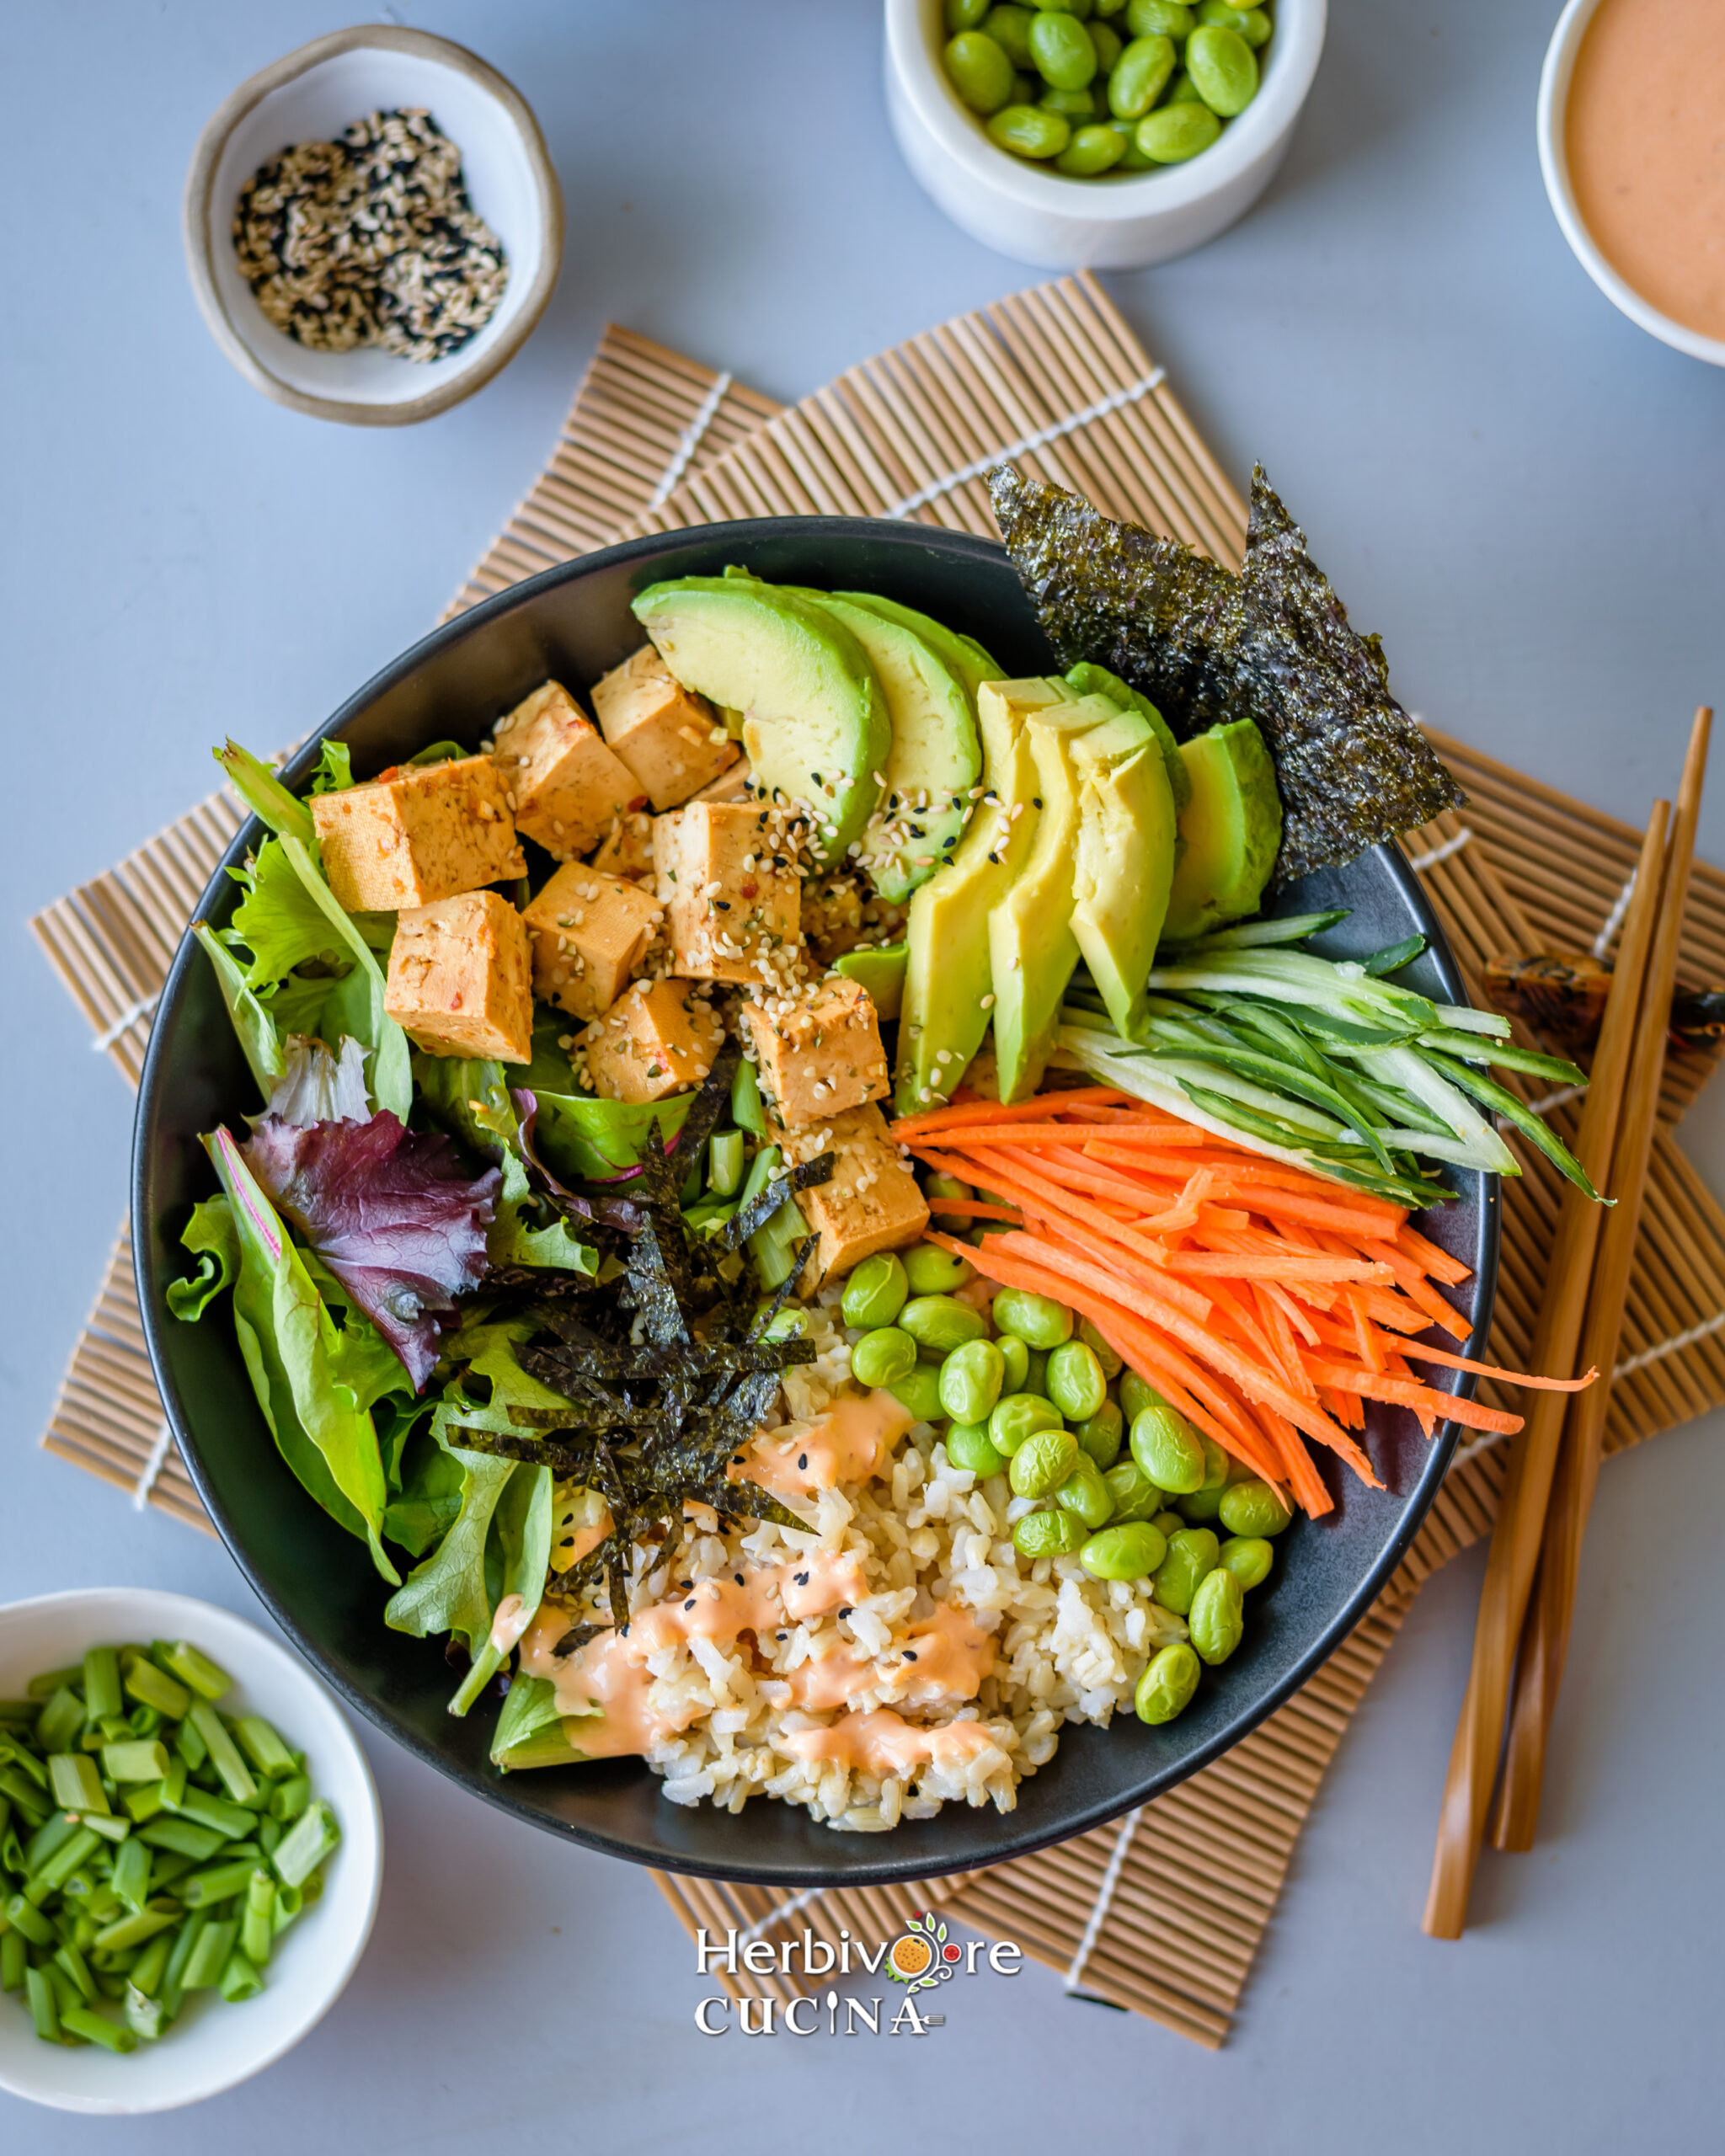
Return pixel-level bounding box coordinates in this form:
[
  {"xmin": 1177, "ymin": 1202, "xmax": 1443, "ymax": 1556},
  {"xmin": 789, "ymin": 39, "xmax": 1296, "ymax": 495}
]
[{"xmin": 135, "ymin": 516, "xmax": 1498, "ymax": 1887}]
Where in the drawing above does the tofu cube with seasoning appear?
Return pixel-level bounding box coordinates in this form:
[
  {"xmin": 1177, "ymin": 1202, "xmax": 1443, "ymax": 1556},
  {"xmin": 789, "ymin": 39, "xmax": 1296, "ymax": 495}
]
[
  {"xmin": 309, "ymin": 756, "xmax": 526, "ymax": 913},
  {"xmin": 771, "ymin": 1102, "xmax": 930, "ymax": 1282},
  {"xmin": 492, "ymin": 681, "xmax": 644, "ymax": 859},
  {"xmin": 590, "ymin": 643, "xmax": 741, "ymax": 812},
  {"xmin": 653, "ymin": 801, "xmax": 800, "ymax": 985},
  {"xmin": 384, "ymin": 890, "xmax": 533, "ymax": 1062},
  {"xmin": 521, "ymin": 863, "xmax": 664, "ymax": 1022},
  {"xmin": 582, "ymin": 977, "xmax": 725, "ymax": 1105},
  {"xmin": 741, "ymin": 974, "xmax": 889, "ymax": 1129},
  {"xmin": 590, "ymin": 808, "xmax": 656, "ymax": 883}
]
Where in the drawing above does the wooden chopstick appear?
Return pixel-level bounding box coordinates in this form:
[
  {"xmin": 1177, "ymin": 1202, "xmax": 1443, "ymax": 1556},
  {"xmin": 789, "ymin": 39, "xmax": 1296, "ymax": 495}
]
[
  {"xmin": 1490, "ymin": 704, "xmax": 1713, "ymax": 1850},
  {"xmin": 1421, "ymin": 793, "xmax": 1672, "ymax": 1940}
]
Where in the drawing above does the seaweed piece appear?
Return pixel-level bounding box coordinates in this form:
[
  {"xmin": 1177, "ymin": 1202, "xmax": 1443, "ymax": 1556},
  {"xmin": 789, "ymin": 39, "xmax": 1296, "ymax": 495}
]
[
  {"xmin": 721, "ymin": 1155, "xmax": 835, "ymax": 1250},
  {"xmin": 987, "ymin": 465, "xmax": 1465, "ymax": 884}
]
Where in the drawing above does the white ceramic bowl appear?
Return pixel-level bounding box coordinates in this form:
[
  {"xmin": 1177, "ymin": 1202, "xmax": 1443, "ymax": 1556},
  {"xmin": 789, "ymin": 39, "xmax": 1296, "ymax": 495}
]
[
  {"xmin": 184, "ymin": 25, "xmax": 564, "ymax": 424},
  {"xmin": 884, "ymin": 0, "xmax": 1326, "ymax": 270},
  {"xmin": 0, "ymin": 1589, "xmax": 382, "ymax": 2115},
  {"xmin": 1537, "ymin": 0, "xmax": 1725, "ymax": 366}
]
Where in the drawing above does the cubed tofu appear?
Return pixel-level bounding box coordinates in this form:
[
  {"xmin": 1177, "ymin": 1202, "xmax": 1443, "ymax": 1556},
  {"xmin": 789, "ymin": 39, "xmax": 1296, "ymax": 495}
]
[
  {"xmin": 521, "ymin": 863, "xmax": 664, "ymax": 1022},
  {"xmin": 771, "ymin": 1102, "xmax": 930, "ymax": 1282},
  {"xmin": 384, "ymin": 890, "xmax": 533, "ymax": 1062},
  {"xmin": 590, "ymin": 644, "xmax": 740, "ymax": 812},
  {"xmin": 581, "ymin": 978, "xmax": 725, "ymax": 1105},
  {"xmin": 493, "ymin": 681, "xmax": 644, "ymax": 859},
  {"xmin": 740, "ymin": 974, "xmax": 889, "ymax": 1129},
  {"xmin": 653, "ymin": 801, "xmax": 800, "ymax": 985},
  {"xmin": 310, "ymin": 756, "xmax": 525, "ymax": 913},
  {"xmin": 688, "ymin": 754, "xmax": 753, "ymax": 806},
  {"xmin": 590, "ymin": 808, "xmax": 657, "ymax": 883}
]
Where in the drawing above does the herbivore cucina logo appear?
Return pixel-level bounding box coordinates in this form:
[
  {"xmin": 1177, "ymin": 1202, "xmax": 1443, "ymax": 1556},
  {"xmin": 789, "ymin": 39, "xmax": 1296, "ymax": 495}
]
[{"xmin": 692, "ymin": 1914, "xmax": 1022, "ymax": 2035}]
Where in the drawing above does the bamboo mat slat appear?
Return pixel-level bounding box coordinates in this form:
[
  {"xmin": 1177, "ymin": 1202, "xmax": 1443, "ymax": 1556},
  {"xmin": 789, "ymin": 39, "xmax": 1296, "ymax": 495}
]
[{"xmin": 28, "ymin": 284, "xmax": 1725, "ymax": 2049}]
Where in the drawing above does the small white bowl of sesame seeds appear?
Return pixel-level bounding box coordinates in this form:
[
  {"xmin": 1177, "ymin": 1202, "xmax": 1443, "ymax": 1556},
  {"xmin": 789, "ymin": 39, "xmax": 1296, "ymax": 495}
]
[{"xmin": 184, "ymin": 24, "xmax": 563, "ymax": 426}]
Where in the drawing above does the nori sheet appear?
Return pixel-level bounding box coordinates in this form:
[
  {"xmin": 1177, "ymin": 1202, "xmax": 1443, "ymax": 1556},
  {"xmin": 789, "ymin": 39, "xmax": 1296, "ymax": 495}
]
[{"xmin": 988, "ymin": 465, "xmax": 1464, "ymax": 883}]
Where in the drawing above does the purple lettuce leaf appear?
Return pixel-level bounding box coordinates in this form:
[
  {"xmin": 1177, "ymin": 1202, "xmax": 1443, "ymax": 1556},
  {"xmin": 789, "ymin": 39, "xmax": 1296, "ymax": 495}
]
[{"xmin": 244, "ymin": 1112, "xmax": 500, "ymax": 1389}]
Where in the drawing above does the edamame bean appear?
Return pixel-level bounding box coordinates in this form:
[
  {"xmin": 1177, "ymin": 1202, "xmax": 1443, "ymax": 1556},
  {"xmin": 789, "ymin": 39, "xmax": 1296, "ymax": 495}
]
[
  {"xmin": 992, "ymin": 1287, "xmax": 1074, "ymax": 1348},
  {"xmin": 1090, "ymin": 21, "xmax": 1123, "ymax": 70},
  {"xmin": 1095, "ymin": 0, "xmax": 1128, "ymax": 13},
  {"xmin": 1119, "ymin": 1369, "xmax": 1165, "ymax": 1423},
  {"xmin": 1173, "ymin": 1484, "xmax": 1226, "ymax": 1524},
  {"xmin": 1153, "ymin": 1509, "xmax": 1184, "ymax": 1540},
  {"xmin": 1023, "ymin": 1346, "xmax": 1049, "ymax": 1397},
  {"xmin": 1151, "ymin": 1526, "xmax": 1219, "ymax": 1615},
  {"xmin": 1074, "ymin": 1398, "xmax": 1124, "ymax": 1469},
  {"xmin": 1041, "ymin": 85, "xmax": 1098, "ymax": 120},
  {"xmin": 841, "ymin": 1251, "xmax": 908, "ymax": 1331},
  {"xmin": 1219, "ymin": 1535, "xmax": 1274, "ymax": 1590},
  {"xmin": 923, "ymin": 1172, "xmax": 975, "ymax": 1228},
  {"xmin": 947, "ymin": 1422, "xmax": 1009, "ymax": 1478},
  {"xmin": 1188, "ymin": 1565, "xmax": 1246, "ymax": 1664},
  {"xmin": 1046, "ymin": 1339, "xmax": 1108, "ymax": 1421},
  {"xmin": 1135, "ymin": 101, "xmax": 1221, "ymax": 159},
  {"xmin": 904, "ymin": 1242, "xmax": 975, "ymax": 1294},
  {"xmin": 1055, "ymin": 1455, "xmax": 1114, "ymax": 1529},
  {"xmin": 1079, "ymin": 1319, "xmax": 1123, "ymax": 1380},
  {"xmin": 1013, "ymin": 1508, "xmax": 1088, "ymax": 1559},
  {"xmin": 1219, "ymin": 1478, "xmax": 1294, "ymax": 1538},
  {"xmin": 1173, "ymin": 1434, "xmax": 1230, "ymax": 1518},
  {"xmin": 1166, "ymin": 67, "xmax": 1205, "ymax": 100},
  {"xmin": 1009, "ymin": 1427, "xmax": 1080, "ymax": 1498},
  {"xmin": 1107, "ymin": 31, "xmax": 1177, "ymax": 116},
  {"xmin": 1028, "ymin": 8, "xmax": 1097, "ymax": 88},
  {"xmin": 851, "ymin": 1326, "xmax": 916, "ymax": 1390},
  {"xmin": 1130, "ymin": 1404, "xmax": 1206, "ymax": 1493},
  {"xmin": 1198, "ymin": 0, "xmax": 1269, "ymax": 43},
  {"xmin": 1125, "ymin": 0, "xmax": 1191, "ymax": 32},
  {"xmin": 939, "ymin": 1337, "xmax": 1007, "ymax": 1425},
  {"xmin": 1031, "ymin": 0, "xmax": 1091, "ymax": 14},
  {"xmin": 945, "ymin": 29, "xmax": 1017, "ymax": 114},
  {"xmin": 900, "ymin": 1294, "xmax": 987, "ymax": 1353},
  {"xmin": 986, "ymin": 103, "xmax": 1072, "ymax": 158},
  {"xmin": 1198, "ymin": 1436, "xmax": 1230, "ymax": 1491},
  {"xmin": 1108, "ymin": 116, "xmax": 1159, "ymax": 167},
  {"xmin": 1104, "ymin": 1458, "xmax": 1162, "ymax": 1521},
  {"xmin": 996, "ymin": 1334, "xmax": 1031, "ymax": 1393},
  {"xmin": 888, "ymin": 1364, "xmax": 946, "ymax": 1424},
  {"xmin": 1135, "ymin": 1641, "xmax": 1201, "ymax": 1724},
  {"xmin": 989, "ymin": 1391, "xmax": 1064, "ymax": 1455},
  {"xmin": 984, "ymin": 3, "xmax": 1037, "ymax": 67},
  {"xmin": 1081, "ymin": 1520, "xmax": 1167, "ymax": 1580},
  {"xmin": 1183, "ymin": 22, "xmax": 1258, "ymax": 115},
  {"xmin": 946, "ymin": 0, "xmax": 992, "ymax": 27}
]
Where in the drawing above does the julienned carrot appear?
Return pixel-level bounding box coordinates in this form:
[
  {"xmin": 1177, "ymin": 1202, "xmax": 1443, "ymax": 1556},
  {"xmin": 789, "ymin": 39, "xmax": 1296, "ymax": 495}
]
[
  {"xmin": 921, "ymin": 1200, "xmax": 1026, "ymax": 1221},
  {"xmin": 1163, "ymin": 1251, "xmax": 1395, "ymax": 1285},
  {"xmin": 1084, "ymin": 1139, "xmax": 1408, "ymax": 1236},
  {"xmin": 1394, "ymin": 1221, "xmax": 1472, "ymax": 1287},
  {"xmin": 902, "ymin": 1122, "xmax": 1195, "ymax": 1150},
  {"xmin": 889, "ymin": 1088, "xmax": 1128, "ymax": 1140},
  {"xmin": 1375, "ymin": 1341, "xmax": 1597, "ymax": 1391},
  {"xmin": 1311, "ymin": 1364, "xmax": 1526, "ymax": 1435}
]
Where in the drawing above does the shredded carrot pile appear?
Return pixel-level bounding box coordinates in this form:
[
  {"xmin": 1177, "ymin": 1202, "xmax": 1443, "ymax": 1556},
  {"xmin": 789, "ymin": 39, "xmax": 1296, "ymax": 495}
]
[{"xmin": 896, "ymin": 1086, "xmax": 1593, "ymax": 1520}]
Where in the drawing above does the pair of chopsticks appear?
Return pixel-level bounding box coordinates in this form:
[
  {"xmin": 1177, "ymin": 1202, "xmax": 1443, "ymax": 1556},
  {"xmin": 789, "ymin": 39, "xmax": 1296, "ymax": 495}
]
[{"xmin": 1423, "ymin": 703, "xmax": 1713, "ymax": 1939}]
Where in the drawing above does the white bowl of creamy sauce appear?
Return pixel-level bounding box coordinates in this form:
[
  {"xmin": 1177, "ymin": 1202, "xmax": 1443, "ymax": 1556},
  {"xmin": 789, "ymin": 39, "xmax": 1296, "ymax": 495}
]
[{"xmin": 1539, "ymin": 0, "xmax": 1725, "ymax": 364}]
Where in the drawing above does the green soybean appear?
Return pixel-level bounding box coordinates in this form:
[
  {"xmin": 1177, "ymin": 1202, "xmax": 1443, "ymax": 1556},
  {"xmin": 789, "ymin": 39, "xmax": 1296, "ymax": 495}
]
[
  {"xmin": 851, "ymin": 1326, "xmax": 917, "ymax": 1390},
  {"xmin": 1108, "ymin": 117, "xmax": 1159, "ymax": 166},
  {"xmin": 947, "ymin": 0, "xmax": 992, "ymax": 26},
  {"xmin": 841, "ymin": 1252, "xmax": 908, "ymax": 1331},
  {"xmin": 904, "ymin": 1243, "xmax": 975, "ymax": 1295},
  {"xmin": 984, "ymin": 3, "xmax": 1037, "ymax": 67},
  {"xmin": 1118, "ymin": 1369, "xmax": 1165, "ymax": 1423},
  {"xmin": 939, "ymin": 1338, "xmax": 1006, "ymax": 1425},
  {"xmin": 900, "ymin": 1294, "xmax": 987, "ymax": 1353},
  {"xmin": 1188, "ymin": 1565, "xmax": 1246, "ymax": 1664},
  {"xmin": 989, "ymin": 1391, "xmax": 1064, "ymax": 1455},
  {"xmin": 1107, "ymin": 32, "xmax": 1177, "ymax": 117},
  {"xmin": 992, "ymin": 1286, "xmax": 1074, "ymax": 1348},
  {"xmin": 1103, "ymin": 1457, "xmax": 1162, "ymax": 1521},
  {"xmin": 1173, "ymin": 1484, "xmax": 1226, "ymax": 1524},
  {"xmin": 1081, "ymin": 1520, "xmax": 1167, "ymax": 1580},
  {"xmin": 996, "ymin": 1334, "xmax": 1031, "ymax": 1393},
  {"xmin": 1125, "ymin": 0, "xmax": 1191, "ymax": 33},
  {"xmin": 1130, "ymin": 1404, "xmax": 1206, "ymax": 1493},
  {"xmin": 1046, "ymin": 1339, "xmax": 1108, "ymax": 1420},
  {"xmin": 924, "ymin": 1172, "xmax": 975, "ymax": 1228},
  {"xmin": 1166, "ymin": 67, "xmax": 1206, "ymax": 101},
  {"xmin": 1183, "ymin": 22, "xmax": 1258, "ymax": 114},
  {"xmin": 1199, "ymin": 0, "xmax": 1269, "ymax": 41},
  {"xmin": 1028, "ymin": 8, "xmax": 1097, "ymax": 88},
  {"xmin": 1135, "ymin": 1642, "xmax": 1201, "ymax": 1724},
  {"xmin": 888, "ymin": 1364, "xmax": 946, "ymax": 1424},
  {"xmin": 1055, "ymin": 1456, "xmax": 1115, "ymax": 1529},
  {"xmin": 1219, "ymin": 1478, "xmax": 1295, "ymax": 1538},
  {"xmin": 1078, "ymin": 1320, "xmax": 1123, "ymax": 1380},
  {"xmin": 1153, "ymin": 1509, "xmax": 1184, "ymax": 1540},
  {"xmin": 1009, "ymin": 1428, "xmax": 1080, "ymax": 1498},
  {"xmin": 1040, "ymin": 85, "xmax": 1098, "ymax": 120},
  {"xmin": 986, "ymin": 102, "xmax": 1072, "ymax": 157},
  {"xmin": 946, "ymin": 1422, "xmax": 1008, "ymax": 1478},
  {"xmin": 1090, "ymin": 21, "xmax": 1123, "ymax": 70},
  {"xmin": 1219, "ymin": 1535, "xmax": 1274, "ymax": 1590},
  {"xmin": 1135, "ymin": 101, "xmax": 1221, "ymax": 158},
  {"xmin": 1073, "ymin": 1398, "xmax": 1124, "ymax": 1468},
  {"xmin": 1013, "ymin": 1508, "xmax": 1087, "ymax": 1559},
  {"xmin": 1023, "ymin": 1346, "xmax": 1050, "ymax": 1397},
  {"xmin": 1152, "ymin": 1525, "xmax": 1219, "ymax": 1614},
  {"xmin": 945, "ymin": 29, "xmax": 1017, "ymax": 114}
]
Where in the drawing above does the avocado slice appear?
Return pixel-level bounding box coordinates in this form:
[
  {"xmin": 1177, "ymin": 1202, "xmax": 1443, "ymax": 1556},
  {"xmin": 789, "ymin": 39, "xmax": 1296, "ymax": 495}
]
[
  {"xmin": 1064, "ymin": 661, "xmax": 1191, "ymax": 817},
  {"xmin": 1064, "ymin": 709, "xmax": 1179, "ymax": 1038},
  {"xmin": 895, "ymin": 680, "xmax": 1049, "ymax": 1113},
  {"xmin": 630, "ymin": 576, "xmax": 889, "ymax": 867},
  {"xmin": 834, "ymin": 939, "xmax": 908, "ymax": 1022},
  {"xmin": 836, "ymin": 592, "xmax": 1004, "ymax": 705},
  {"xmin": 787, "ymin": 592, "xmax": 981, "ymax": 905},
  {"xmin": 1162, "ymin": 718, "xmax": 1283, "ymax": 942}
]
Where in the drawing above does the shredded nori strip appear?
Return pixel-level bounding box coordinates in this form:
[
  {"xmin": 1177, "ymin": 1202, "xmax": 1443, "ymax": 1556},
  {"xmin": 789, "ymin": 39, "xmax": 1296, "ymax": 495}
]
[
  {"xmin": 722, "ymin": 1156, "xmax": 835, "ymax": 1250},
  {"xmin": 988, "ymin": 465, "xmax": 1464, "ymax": 883}
]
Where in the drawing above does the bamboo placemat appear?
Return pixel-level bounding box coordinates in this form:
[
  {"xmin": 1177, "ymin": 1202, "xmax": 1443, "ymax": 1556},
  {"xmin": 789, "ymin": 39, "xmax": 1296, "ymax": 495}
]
[{"xmin": 31, "ymin": 282, "xmax": 1725, "ymax": 2047}]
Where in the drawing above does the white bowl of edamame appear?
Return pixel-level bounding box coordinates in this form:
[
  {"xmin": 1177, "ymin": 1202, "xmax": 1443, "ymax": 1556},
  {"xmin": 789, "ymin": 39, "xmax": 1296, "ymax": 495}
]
[
  {"xmin": 0, "ymin": 1589, "xmax": 382, "ymax": 2115},
  {"xmin": 884, "ymin": 0, "xmax": 1326, "ymax": 270}
]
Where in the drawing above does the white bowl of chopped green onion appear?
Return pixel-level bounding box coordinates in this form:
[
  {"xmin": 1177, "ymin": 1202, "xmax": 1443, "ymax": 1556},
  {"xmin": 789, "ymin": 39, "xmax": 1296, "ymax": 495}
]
[
  {"xmin": 0, "ymin": 1589, "xmax": 381, "ymax": 2114},
  {"xmin": 184, "ymin": 25, "xmax": 563, "ymax": 426}
]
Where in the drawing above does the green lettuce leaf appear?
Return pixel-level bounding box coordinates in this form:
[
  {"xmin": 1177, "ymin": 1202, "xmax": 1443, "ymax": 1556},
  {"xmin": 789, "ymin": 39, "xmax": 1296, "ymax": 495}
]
[
  {"xmin": 166, "ymin": 1196, "xmax": 240, "ymax": 1321},
  {"xmin": 309, "ymin": 741, "xmax": 354, "ymax": 794},
  {"xmin": 490, "ymin": 1673, "xmax": 594, "ymax": 1771},
  {"xmin": 192, "ymin": 926, "xmax": 286, "ymax": 1097},
  {"xmin": 414, "ymin": 1054, "xmax": 596, "ymax": 1275},
  {"xmin": 225, "ymin": 839, "xmax": 350, "ymax": 990},
  {"xmin": 382, "ymin": 1443, "xmax": 515, "ymax": 1653},
  {"xmin": 215, "ymin": 741, "xmax": 317, "ymax": 850},
  {"xmin": 449, "ymin": 1460, "xmax": 553, "ymax": 1716},
  {"xmin": 381, "ymin": 1434, "xmax": 466, "ymax": 1557},
  {"xmin": 277, "ymin": 836, "xmax": 412, "ymax": 1121}
]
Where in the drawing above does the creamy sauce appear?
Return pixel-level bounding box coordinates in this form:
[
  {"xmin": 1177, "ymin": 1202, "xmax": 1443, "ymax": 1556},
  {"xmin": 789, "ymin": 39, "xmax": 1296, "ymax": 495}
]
[
  {"xmin": 488, "ymin": 1593, "xmax": 532, "ymax": 1657},
  {"xmin": 737, "ymin": 1390, "xmax": 912, "ymax": 1501},
  {"xmin": 1567, "ymin": 0, "xmax": 1725, "ymax": 338},
  {"xmin": 780, "ymin": 1710, "xmax": 999, "ymax": 1780}
]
